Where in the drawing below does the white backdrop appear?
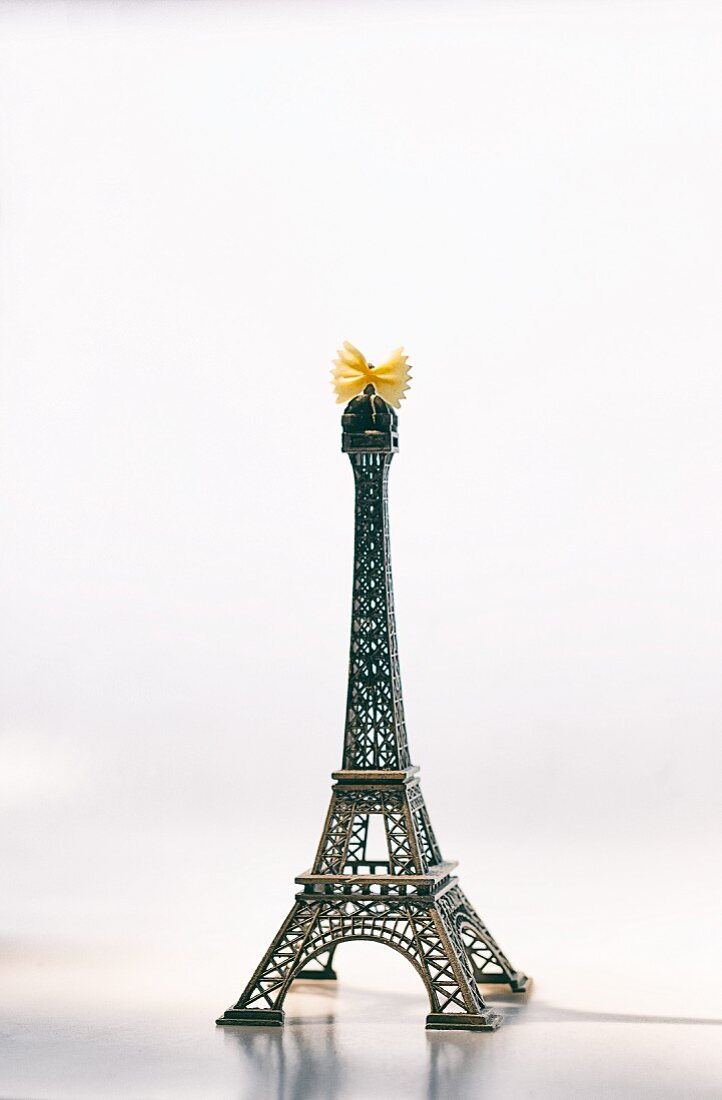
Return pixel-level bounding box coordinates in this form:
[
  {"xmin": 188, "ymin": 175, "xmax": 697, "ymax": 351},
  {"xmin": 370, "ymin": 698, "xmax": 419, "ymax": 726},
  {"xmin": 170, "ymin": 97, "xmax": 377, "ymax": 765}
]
[{"xmin": 1, "ymin": 3, "xmax": 721, "ymax": 1097}]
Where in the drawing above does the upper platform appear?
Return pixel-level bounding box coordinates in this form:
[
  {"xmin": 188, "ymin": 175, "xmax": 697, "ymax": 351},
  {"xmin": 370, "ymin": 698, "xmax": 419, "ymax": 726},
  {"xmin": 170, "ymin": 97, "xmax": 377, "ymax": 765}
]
[{"xmin": 342, "ymin": 384, "xmax": 399, "ymax": 453}]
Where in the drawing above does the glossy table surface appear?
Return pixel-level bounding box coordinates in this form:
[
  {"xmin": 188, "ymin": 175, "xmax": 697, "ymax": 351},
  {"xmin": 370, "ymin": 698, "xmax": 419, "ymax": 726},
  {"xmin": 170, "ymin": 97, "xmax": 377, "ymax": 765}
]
[
  {"xmin": 2, "ymin": 831, "xmax": 721, "ymax": 1099},
  {"xmin": 3, "ymin": 964, "xmax": 721, "ymax": 1100}
]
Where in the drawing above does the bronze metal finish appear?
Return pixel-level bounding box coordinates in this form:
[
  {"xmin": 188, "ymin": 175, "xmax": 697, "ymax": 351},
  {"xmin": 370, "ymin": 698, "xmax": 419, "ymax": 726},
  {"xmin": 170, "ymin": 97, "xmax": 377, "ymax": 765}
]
[{"xmin": 217, "ymin": 385, "xmax": 529, "ymax": 1031}]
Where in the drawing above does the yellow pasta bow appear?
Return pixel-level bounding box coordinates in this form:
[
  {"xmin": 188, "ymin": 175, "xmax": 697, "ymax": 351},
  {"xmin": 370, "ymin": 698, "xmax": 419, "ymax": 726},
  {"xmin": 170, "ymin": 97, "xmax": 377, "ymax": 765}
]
[{"xmin": 331, "ymin": 342, "xmax": 412, "ymax": 409}]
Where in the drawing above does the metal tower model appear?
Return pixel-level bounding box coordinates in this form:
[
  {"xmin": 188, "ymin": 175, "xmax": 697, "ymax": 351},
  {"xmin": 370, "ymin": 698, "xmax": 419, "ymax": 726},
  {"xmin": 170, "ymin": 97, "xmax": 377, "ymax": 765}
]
[{"xmin": 217, "ymin": 367, "xmax": 529, "ymax": 1032}]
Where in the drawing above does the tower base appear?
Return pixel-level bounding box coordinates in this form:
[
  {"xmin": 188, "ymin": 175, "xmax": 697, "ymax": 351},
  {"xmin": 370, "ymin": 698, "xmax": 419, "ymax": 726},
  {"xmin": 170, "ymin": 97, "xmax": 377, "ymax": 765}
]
[
  {"xmin": 426, "ymin": 1010, "xmax": 502, "ymax": 1032},
  {"xmin": 216, "ymin": 1008, "xmax": 284, "ymax": 1027}
]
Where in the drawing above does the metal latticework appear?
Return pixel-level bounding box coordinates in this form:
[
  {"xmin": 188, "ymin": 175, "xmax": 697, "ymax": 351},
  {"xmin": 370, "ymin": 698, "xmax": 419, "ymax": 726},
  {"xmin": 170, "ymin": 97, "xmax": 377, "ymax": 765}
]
[
  {"xmin": 217, "ymin": 385, "xmax": 529, "ymax": 1032},
  {"xmin": 343, "ymin": 452, "xmax": 410, "ymax": 770}
]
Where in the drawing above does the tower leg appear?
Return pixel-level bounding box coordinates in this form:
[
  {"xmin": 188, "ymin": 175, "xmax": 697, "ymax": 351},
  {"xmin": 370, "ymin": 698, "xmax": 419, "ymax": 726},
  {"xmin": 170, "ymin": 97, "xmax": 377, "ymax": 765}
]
[
  {"xmin": 216, "ymin": 900, "xmax": 320, "ymax": 1027},
  {"xmin": 421, "ymin": 892, "xmax": 502, "ymax": 1030},
  {"xmin": 452, "ymin": 886, "xmax": 531, "ymax": 993}
]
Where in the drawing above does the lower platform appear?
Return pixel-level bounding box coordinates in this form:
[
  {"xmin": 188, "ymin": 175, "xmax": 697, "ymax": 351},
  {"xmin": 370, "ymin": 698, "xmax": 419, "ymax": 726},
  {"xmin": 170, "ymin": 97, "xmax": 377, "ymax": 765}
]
[
  {"xmin": 216, "ymin": 1008, "xmax": 284, "ymax": 1027},
  {"xmin": 426, "ymin": 1010, "xmax": 502, "ymax": 1032}
]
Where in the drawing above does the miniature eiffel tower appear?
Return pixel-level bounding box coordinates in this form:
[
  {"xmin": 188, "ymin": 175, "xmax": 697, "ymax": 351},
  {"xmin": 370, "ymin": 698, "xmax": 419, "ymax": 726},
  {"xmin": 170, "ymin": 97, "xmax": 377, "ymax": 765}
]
[{"xmin": 217, "ymin": 378, "xmax": 529, "ymax": 1032}]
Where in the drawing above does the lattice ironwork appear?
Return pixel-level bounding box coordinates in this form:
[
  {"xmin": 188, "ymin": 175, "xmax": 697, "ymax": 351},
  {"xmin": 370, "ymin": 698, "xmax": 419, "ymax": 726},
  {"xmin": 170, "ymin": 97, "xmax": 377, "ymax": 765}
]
[
  {"xmin": 217, "ymin": 384, "xmax": 529, "ymax": 1033},
  {"xmin": 219, "ymin": 894, "xmax": 498, "ymax": 1025},
  {"xmin": 343, "ymin": 450, "xmax": 410, "ymax": 771},
  {"xmin": 451, "ymin": 886, "xmax": 529, "ymax": 992},
  {"xmin": 310, "ymin": 781, "xmax": 445, "ymax": 877}
]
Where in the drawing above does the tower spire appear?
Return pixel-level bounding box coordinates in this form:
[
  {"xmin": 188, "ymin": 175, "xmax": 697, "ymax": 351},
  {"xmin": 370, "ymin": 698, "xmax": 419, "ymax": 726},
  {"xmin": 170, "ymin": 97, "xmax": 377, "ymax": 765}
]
[{"xmin": 341, "ymin": 386, "xmax": 408, "ymax": 770}]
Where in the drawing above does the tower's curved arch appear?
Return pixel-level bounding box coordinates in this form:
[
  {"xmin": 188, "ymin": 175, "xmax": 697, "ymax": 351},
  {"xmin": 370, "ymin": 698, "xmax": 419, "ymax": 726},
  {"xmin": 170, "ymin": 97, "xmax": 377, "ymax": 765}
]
[{"xmin": 284, "ymin": 934, "xmax": 435, "ymax": 1013}]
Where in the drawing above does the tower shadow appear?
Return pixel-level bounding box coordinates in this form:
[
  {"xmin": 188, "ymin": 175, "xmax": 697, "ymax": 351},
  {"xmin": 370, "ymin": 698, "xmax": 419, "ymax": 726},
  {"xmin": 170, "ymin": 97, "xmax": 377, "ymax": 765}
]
[
  {"xmin": 426, "ymin": 994, "xmax": 722, "ymax": 1099},
  {"xmin": 493, "ymin": 996, "xmax": 722, "ymax": 1028}
]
